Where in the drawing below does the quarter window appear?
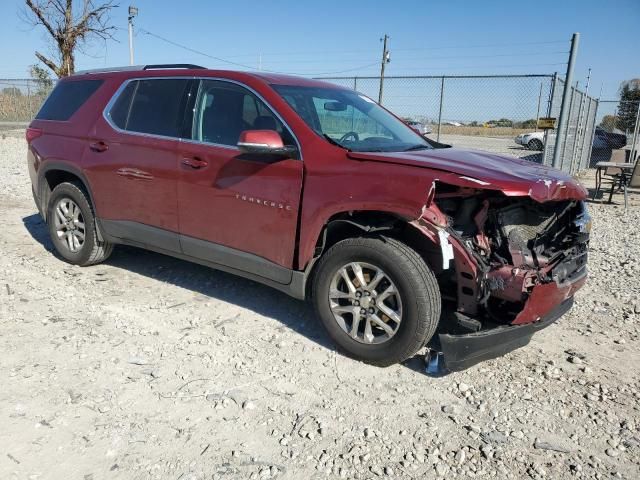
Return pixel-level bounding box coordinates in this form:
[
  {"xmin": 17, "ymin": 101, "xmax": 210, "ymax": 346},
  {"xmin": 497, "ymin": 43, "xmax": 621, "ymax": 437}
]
[
  {"xmin": 192, "ymin": 80, "xmax": 295, "ymax": 147},
  {"xmin": 36, "ymin": 79, "xmax": 103, "ymax": 121}
]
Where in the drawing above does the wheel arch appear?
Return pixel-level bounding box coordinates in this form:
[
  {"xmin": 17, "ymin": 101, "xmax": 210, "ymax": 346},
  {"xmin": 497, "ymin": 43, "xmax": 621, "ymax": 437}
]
[
  {"xmin": 302, "ymin": 210, "xmax": 444, "ymax": 298},
  {"xmin": 37, "ymin": 162, "xmax": 105, "ymax": 242},
  {"xmin": 37, "ymin": 162, "xmax": 94, "ymax": 220}
]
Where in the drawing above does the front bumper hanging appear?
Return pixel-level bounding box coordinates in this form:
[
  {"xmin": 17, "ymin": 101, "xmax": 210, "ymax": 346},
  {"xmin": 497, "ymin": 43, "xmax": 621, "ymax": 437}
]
[{"xmin": 426, "ymin": 297, "xmax": 574, "ymax": 375}]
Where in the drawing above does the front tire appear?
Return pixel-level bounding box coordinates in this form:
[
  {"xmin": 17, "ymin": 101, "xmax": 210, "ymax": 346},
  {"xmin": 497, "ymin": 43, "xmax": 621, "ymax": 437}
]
[
  {"xmin": 527, "ymin": 138, "xmax": 543, "ymax": 151},
  {"xmin": 47, "ymin": 182, "xmax": 113, "ymax": 266},
  {"xmin": 312, "ymin": 236, "xmax": 441, "ymax": 366}
]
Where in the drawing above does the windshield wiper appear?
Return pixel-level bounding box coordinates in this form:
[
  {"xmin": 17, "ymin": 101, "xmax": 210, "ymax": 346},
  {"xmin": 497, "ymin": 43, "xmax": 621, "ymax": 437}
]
[
  {"xmin": 322, "ymin": 134, "xmax": 350, "ymax": 150},
  {"xmin": 402, "ymin": 144, "xmax": 430, "ymax": 151}
]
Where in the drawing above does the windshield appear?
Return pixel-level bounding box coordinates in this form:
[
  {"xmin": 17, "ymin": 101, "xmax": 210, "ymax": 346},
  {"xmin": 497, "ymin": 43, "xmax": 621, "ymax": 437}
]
[{"xmin": 273, "ymin": 85, "xmax": 432, "ymax": 152}]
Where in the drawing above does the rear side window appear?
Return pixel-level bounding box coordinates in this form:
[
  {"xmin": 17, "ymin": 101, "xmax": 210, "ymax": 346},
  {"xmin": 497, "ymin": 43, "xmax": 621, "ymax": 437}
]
[
  {"xmin": 107, "ymin": 79, "xmax": 191, "ymax": 137},
  {"xmin": 35, "ymin": 79, "xmax": 103, "ymax": 121}
]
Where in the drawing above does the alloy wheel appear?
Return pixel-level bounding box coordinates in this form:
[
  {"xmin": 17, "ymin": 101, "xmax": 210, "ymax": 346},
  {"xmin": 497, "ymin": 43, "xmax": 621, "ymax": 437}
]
[
  {"xmin": 328, "ymin": 262, "xmax": 403, "ymax": 344},
  {"xmin": 53, "ymin": 197, "xmax": 86, "ymax": 253}
]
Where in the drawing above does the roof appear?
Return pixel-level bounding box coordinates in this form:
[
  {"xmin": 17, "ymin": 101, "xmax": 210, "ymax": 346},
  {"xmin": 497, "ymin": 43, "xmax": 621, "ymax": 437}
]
[
  {"xmin": 242, "ymin": 72, "xmax": 345, "ymax": 89},
  {"xmin": 69, "ymin": 64, "xmax": 348, "ymax": 89}
]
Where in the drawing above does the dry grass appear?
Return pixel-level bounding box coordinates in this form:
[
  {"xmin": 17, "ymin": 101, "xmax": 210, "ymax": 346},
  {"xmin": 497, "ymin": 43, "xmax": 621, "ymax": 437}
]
[
  {"xmin": 435, "ymin": 125, "xmax": 536, "ymax": 137},
  {"xmin": 0, "ymin": 94, "xmax": 47, "ymax": 122}
]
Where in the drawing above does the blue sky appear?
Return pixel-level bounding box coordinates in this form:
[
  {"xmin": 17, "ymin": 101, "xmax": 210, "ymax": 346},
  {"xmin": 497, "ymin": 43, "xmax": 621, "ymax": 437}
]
[{"xmin": 1, "ymin": 0, "xmax": 638, "ymax": 121}]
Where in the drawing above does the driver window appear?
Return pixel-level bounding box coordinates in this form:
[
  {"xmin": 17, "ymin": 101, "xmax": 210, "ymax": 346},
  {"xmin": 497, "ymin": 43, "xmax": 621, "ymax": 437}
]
[{"xmin": 192, "ymin": 80, "xmax": 296, "ymax": 147}]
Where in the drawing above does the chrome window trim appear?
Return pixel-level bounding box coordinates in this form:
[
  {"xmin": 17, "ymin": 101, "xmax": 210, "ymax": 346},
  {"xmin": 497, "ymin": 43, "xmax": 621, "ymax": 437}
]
[{"xmin": 102, "ymin": 76, "xmax": 302, "ymax": 159}]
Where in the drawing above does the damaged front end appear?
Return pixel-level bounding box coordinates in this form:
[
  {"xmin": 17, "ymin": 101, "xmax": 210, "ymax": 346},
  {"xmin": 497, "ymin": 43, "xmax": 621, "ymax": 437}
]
[{"xmin": 416, "ymin": 184, "xmax": 590, "ymax": 373}]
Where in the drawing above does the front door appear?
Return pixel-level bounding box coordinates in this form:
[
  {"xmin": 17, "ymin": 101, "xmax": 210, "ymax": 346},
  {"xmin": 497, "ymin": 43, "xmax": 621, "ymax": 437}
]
[
  {"xmin": 85, "ymin": 78, "xmax": 193, "ymax": 251},
  {"xmin": 176, "ymin": 79, "xmax": 303, "ymax": 280}
]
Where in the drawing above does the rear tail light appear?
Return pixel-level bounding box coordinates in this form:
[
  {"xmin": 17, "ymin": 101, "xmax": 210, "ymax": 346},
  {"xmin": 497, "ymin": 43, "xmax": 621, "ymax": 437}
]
[{"xmin": 25, "ymin": 127, "xmax": 43, "ymax": 143}]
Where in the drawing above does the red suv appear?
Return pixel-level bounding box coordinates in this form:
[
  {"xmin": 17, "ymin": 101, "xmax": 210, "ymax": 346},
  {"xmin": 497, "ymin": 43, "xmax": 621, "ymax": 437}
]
[{"xmin": 27, "ymin": 64, "xmax": 590, "ymax": 372}]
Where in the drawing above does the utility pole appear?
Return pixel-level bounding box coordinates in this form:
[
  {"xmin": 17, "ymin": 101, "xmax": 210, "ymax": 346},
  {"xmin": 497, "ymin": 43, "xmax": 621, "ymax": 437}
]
[
  {"xmin": 535, "ymin": 81, "xmax": 543, "ymax": 132},
  {"xmin": 128, "ymin": 5, "xmax": 138, "ymax": 66},
  {"xmin": 378, "ymin": 34, "xmax": 390, "ymax": 104},
  {"xmin": 552, "ymin": 32, "xmax": 579, "ymax": 169}
]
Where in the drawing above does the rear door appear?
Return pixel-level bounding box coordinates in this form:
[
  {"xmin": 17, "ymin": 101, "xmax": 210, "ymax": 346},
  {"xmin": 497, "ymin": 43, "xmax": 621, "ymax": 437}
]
[
  {"xmin": 176, "ymin": 79, "xmax": 303, "ymax": 278},
  {"xmin": 85, "ymin": 78, "xmax": 193, "ymax": 251}
]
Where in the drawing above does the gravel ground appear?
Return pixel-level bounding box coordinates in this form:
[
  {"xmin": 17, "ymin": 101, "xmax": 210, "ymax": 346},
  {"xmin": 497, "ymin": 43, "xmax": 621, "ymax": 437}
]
[{"xmin": 1, "ymin": 134, "xmax": 639, "ymax": 480}]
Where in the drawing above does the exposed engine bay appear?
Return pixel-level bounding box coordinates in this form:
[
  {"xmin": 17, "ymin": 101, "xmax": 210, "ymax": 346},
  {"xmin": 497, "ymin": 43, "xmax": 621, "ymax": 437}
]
[{"xmin": 433, "ymin": 186, "xmax": 590, "ymax": 328}]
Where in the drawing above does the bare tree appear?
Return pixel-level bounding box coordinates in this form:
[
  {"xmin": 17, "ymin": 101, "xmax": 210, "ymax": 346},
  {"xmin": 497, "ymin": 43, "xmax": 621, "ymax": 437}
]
[{"xmin": 23, "ymin": 0, "xmax": 119, "ymax": 78}]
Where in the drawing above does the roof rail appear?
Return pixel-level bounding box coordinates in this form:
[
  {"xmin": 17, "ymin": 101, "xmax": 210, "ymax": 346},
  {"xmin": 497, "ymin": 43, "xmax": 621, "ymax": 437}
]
[
  {"xmin": 143, "ymin": 64, "xmax": 206, "ymax": 70},
  {"xmin": 76, "ymin": 65, "xmax": 145, "ymax": 75},
  {"xmin": 76, "ymin": 64, "xmax": 207, "ymax": 75}
]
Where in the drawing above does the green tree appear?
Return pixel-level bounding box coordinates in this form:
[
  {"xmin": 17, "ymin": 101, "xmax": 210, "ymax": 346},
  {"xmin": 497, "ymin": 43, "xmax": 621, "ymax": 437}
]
[
  {"xmin": 29, "ymin": 64, "xmax": 54, "ymax": 95},
  {"xmin": 487, "ymin": 118, "xmax": 514, "ymax": 128},
  {"xmin": 514, "ymin": 119, "xmax": 537, "ymax": 129},
  {"xmin": 617, "ymin": 79, "xmax": 640, "ymax": 132},
  {"xmin": 599, "ymin": 115, "xmax": 617, "ymax": 131}
]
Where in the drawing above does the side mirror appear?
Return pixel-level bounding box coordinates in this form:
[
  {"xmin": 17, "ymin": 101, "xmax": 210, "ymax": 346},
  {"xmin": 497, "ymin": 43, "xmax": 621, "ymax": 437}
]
[{"xmin": 237, "ymin": 130, "xmax": 297, "ymax": 157}]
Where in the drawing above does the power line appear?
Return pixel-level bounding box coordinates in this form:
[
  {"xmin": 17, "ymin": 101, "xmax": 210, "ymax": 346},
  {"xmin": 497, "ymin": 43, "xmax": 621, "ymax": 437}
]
[
  {"xmin": 388, "ymin": 51, "xmax": 568, "ymax": 62},
  {"xmin": 392, "ymin": 39, "xmax": 569, "ymax": 51},
  {"xmin": 138, "ymin": 28, "xmax": 379, "ymax": 76},
  {"xmin": 339, "ymin": 62, "xmax": 568, "ymax": 73},
  {"xmin": 137, "ymin": 28, "xmax": 568, "ymax": 76},
  {"xmin": 197, "ymin": 39, "xmax": 569, "ymax": 58},
  {"xmin": 225, "ymin": 50, "xmax": 567, "ymax": 66}
]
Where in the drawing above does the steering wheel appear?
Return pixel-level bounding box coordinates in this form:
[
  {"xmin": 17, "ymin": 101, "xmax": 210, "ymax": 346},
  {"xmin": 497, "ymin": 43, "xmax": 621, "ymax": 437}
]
[{"xmin": 339, "ymin": 131, "xmax": 359, "ymax": 143}]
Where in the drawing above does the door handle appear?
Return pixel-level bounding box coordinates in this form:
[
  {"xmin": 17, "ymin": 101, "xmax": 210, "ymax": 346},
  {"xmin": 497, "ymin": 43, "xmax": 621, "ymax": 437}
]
[
  {"xmin": 181, "ymin": 157, "xmax": 208, "ymax": 169},
  {"xmin": 90, "ymin": 141, "xmax": 109, "ymax": 153}
]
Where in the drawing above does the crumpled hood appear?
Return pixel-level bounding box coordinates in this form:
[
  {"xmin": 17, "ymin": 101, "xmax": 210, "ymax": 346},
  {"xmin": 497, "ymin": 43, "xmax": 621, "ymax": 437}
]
[{"xmin": 347, "ymin": 148, "xmax": 587, "ymax": 202}]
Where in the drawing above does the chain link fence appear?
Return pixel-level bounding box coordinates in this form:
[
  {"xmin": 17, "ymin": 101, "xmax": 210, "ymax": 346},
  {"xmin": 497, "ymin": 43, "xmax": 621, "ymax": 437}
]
[
  {"xmin": 0, "ymin": 79, "xmax": 53, "ymax": 130},
  {"xmin": 319, "ymin": 74, "xmax": 555, "ymax": 163},
  {"xmin": 4, "ymin": 75, "xmax": 635, "ymax": 174},
  {"xmin": 541, "ymin": 77, "xmax": 599, "ymax": 172},
  {"xmin": 319, "ymin": 74, "xmax": 608, "ymax": 175},
  {"xmin": 590, "ymin": 99, "xmax": 640, "ymax": 165}
]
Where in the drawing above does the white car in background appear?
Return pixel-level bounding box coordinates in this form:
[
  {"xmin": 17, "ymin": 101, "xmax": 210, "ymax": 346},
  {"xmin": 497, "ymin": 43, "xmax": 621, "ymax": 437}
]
[
  {"xmin": 405, "ymin": 120, "xmax": 433, "ymax": 136},
  {"xmin": 515, "ymin": 131, "xmax": 544, "ymax": 151},
  {"xmin": 516, "ymin": 127, "xmax": 628, "ymax": 153}
]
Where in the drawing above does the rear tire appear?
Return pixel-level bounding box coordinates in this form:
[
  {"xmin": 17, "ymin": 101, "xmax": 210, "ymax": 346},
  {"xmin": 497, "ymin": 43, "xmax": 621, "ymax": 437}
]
[
  {"xmin": 312, "ymin": 236, "xmax": 441, "ymax": 366},
  {"xmin": 47, "ymin": 182, "xmax": 113, "ymax": 266}
]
